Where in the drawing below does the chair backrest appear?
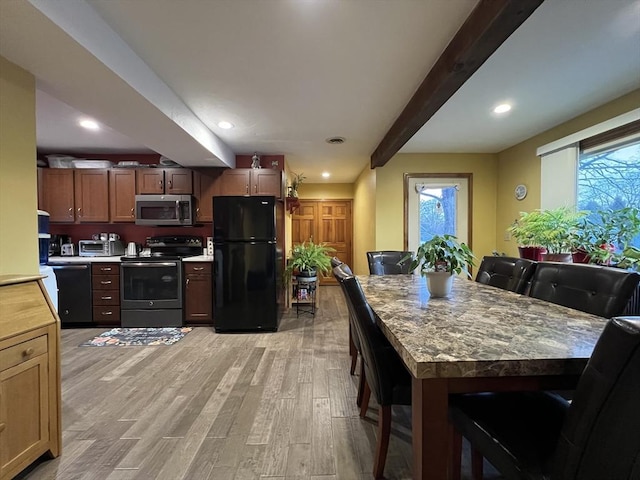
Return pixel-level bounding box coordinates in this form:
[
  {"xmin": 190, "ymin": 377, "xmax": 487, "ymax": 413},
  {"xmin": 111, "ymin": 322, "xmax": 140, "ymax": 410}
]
[
  {"xmin": 553, "ymin": 316, "xmax": 640, "ymax": 480},
  {"xmin": 475, "ymin": 256, "xmax": 537, "ymax": 294},
  {"xmin": 340, "ymin": 275, "xmax": 409, "ymax": 406},
  {"xmin": 330, "ymin": 256, "xmax": 343, "ymax": 268},
  {"xmin": 366, "ymin": 251, "xmax": 413, "ymax": 275},
  {"xmin": 333, "ymin": 264, "xmax": 360, "ymax": 351},
  {"xmin": 529, "ymin": 263, "xmax": 640, "ymax": 318}
]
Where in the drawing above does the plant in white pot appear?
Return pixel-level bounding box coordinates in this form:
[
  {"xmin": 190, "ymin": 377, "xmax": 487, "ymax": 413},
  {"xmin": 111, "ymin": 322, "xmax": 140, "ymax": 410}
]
[{"xmin": 407, "ymin": 234, "xmax": 475, "ymax": 297}]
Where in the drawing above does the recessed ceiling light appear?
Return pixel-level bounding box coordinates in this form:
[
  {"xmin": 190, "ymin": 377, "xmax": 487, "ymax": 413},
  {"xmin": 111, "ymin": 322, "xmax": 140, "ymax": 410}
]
[
  {"xmin": 326, "ymin": 136, "xmax": 345, "ymax": 144},
  {"xmin": 322, "ymin": 172, "xmax": 330, "ymax": 178},
  {"xmin": 79, "ymin": 119, "xmax": 99, "ymax": 130},
  {"xmin": 218, "ymin": 121, "xmax": 234, "ymax": 129},
  {"xmin": 493, "ymin": 103, "xmax": 512, "ymax": 114}
]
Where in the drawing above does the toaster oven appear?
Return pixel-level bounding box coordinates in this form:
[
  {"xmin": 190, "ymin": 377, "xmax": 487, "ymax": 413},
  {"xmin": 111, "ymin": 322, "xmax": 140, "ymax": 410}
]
[{"xmin": 79, "ymin": 240, "xmax": 125, "ymax": 257}]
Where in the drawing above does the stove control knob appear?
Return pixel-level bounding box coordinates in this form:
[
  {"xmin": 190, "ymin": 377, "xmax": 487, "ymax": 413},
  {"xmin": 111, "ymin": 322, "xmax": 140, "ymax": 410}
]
[{"xmin": 149, "ymin": 301, "xmax": 154, "ymax": 307}]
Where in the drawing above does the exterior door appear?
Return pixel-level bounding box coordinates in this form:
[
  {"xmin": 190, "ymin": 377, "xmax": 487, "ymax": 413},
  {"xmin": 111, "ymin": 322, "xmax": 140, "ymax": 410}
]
[{"xmin": 291, "ymin": 200, "xmax": 352, "ymax": 285}]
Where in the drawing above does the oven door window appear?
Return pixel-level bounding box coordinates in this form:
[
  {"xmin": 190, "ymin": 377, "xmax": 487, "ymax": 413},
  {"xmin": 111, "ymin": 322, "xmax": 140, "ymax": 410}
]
[{"xmin": 121, "ymin": 262, "xmax": 182, "ymax": 308}]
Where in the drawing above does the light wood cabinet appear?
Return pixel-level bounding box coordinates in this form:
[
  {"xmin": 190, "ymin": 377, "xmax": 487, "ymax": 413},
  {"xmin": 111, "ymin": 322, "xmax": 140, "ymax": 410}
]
[
  {"xmin": 109, "ymin": 169, "xmax": 136, "ymax": 222},
  {"xmin": 220, "ymin": 169, "xmax": 283, "ymax": 198},
  {"xmin": 38, "ymin": 168, "xmax": 109, "ymax": 223},
  {"xmin": 0, "ymin": 276, "xmax": 61, "ymax": 480},
  {"xmin": 137, "ymin": 168, "xmax": 192, "ymax": 194},
  {"xmin": 184, "ymin": 262, "xmax": 213, "ymax": 324},
  {"xmin": 91, "ymin": 264, "xmax": 120, "ymax": 326},
  {"xmin": 193, "ymin": 169, "xmax": 223, "ymax": 223}
]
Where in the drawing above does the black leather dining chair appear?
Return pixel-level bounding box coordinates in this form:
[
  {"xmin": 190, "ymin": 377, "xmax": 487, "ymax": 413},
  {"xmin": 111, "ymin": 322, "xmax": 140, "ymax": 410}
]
[
  {"xmin": 449, "ymin": 316, "xmax": 640, "ymax": 480},
  {"xmin": 332, "ymin": 263, "xmax": 360, "ymax": 377},
  {"xmin": 528, "ymin": 262, "xmax": 640, "ymax": 318},
  {"xmin": 366, "ymin": 251, "xmax": 413, "ymax": 275},
  {"xmin": 475, "ymin": 256, "xmax": 537, "ymax": 294},
  {"xmin": 330, "ymin": 256, "xmax": 343, "ymax": 268},
  {"xmin": 338, "ymin": 273, "xmax": 412, "ymax": 479}
]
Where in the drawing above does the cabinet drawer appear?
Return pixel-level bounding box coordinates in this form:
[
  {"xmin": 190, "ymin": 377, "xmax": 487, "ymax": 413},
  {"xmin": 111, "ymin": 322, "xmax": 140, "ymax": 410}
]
[
  {"xmin": 0, "ymin": 335, "xmax": 48, "ymax": 371},
  {"xmin": 92, "ymin": 274, "xmax": 120, "ymax": 290},
  {"xmin": 92, "ymin": 263, "xmax": 119, "ymax": 275},
  {"xmin": 184, "ymin": 263, "xmax": 212, "ymax": 274},
  {"xmin": 93, "ymin": 306, "xmax": 121, "ymax": 322},
  {"xmin": 93, "ymin": 291, "xmax": 120, "ymax": 306}
]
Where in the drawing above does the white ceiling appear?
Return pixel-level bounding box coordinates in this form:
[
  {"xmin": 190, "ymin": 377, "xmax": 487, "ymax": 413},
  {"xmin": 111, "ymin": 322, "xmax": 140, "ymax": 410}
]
[{"xmin": 1, "ymin": 0, "xmax": 639, "ymax": 182}]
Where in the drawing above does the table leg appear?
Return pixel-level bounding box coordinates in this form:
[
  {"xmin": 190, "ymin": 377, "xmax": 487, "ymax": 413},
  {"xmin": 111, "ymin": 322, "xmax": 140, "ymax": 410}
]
[{"xmin": 412, "ymin": 377, "xmax": 449, "ymax": 480}]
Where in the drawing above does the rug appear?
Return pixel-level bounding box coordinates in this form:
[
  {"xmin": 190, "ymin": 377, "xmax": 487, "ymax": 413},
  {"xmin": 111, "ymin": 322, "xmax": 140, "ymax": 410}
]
[{"xmin": 80, "ymin": 327, "xmax": 192, "ymax": 347}]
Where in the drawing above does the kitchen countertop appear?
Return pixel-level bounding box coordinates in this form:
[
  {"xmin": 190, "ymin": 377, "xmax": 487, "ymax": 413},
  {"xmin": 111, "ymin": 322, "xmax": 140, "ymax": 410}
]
[{"xmin": 48, "ymin": 255, "xmax": 214, "ymax": 263}]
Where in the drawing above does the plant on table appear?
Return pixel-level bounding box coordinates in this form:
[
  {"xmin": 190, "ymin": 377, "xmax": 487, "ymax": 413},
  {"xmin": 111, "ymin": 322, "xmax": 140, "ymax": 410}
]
[{"xmin": 406, "ymin": 234, "xmax": 474, "ymax": 297}]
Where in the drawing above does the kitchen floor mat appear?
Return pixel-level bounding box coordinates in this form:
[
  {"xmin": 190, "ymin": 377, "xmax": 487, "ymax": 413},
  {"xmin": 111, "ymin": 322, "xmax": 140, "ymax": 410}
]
[{"xmin": 80, "ymin": 327, "xmax": 192, "ymax": 347}]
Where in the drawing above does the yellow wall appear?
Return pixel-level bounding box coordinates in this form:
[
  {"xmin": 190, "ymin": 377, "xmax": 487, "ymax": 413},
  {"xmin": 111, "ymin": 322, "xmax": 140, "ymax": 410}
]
[
  {"xmin": 0, "ymin": 56, "xmax": 38, "ymax": 275},
  {"xmin": 497, "ymin": 89, "xmax": 640, "ymax": 256},
  {"xmin": 298, "ymin": 183, "xmax": 353, "ymax": 199},
  {"xmin": 352, "ymin": 167, "xmax": 376, "ymax": 274},
  {"xmin": 374, "ymin": 153, "xmax": 498, "ymax": 265}
]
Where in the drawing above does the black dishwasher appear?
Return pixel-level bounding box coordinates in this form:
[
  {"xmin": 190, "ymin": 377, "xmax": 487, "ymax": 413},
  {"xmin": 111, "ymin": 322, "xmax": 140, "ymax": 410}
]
[{"xmin": 51, "ymin": 264, "xmax": 92, "ymax": 326}]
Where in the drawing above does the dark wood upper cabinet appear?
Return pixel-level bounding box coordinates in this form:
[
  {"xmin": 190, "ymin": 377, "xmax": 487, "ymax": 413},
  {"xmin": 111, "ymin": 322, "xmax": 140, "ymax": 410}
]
[
  {"xmin": 193, "ymin": 169, "xmax": 222, "ymax": 223},
  {"xmin": 219, "ymin": 169, "xmax": 283, "ymax": 198},
  {"xmin": 109, "ymin": 169, "xmax": 136, "ymax": 222},
  {"xmin": 137, "ymin": 168, "xmax": 192, "ymax": 194}
]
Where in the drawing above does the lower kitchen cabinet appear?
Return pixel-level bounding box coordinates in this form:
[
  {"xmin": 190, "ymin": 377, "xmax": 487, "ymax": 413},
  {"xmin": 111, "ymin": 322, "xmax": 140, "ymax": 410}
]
[
  {"xmin": 92, "ymin": 263, "xmax": 120, "ymax": 326},
  {"xmin": 0, "ymin": 277, "xmax": 61, "ymax": 480},
  {"xmin": 184, "ymin": 262, "xmax": 213, "ymax": 325}
]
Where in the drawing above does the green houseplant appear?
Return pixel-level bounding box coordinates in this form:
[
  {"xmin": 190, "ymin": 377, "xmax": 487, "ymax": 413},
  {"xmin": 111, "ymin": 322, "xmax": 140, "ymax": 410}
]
[
  {"xmin": 509, "ymin": 207, "xmax": 585, "ymax": 262},
  {"xmin": 407, "ymin": 234, "xmax": 475, "ymax": 297},
  {"xmin": 287, "ymin": 172, "xmax": 306, "ymax": 198},
  {"xmin": 573, "ymin": 207, "xmax": 640, "ymax": 265},
  {"xmin": 285, "ymin": 239, "xmax": 335, "ymax": 280}
]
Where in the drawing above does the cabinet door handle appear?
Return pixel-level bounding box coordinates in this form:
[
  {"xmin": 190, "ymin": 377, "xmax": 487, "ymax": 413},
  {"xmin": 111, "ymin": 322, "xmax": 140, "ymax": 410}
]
[
  {"xmin": 186, "ymin": 278, "xmax": 190, "ymax": 285},
  {"xmin": 196, "ymin": 207, "xmax": 200, "ymax": 217},
  {"xmin": 101, "ymin": 296, "xmax": 113, "ymax": 300},
  {"xmin": 0, "ymin": 423, "xmax": 6, "ymax": 433},
  {"xmin": 254, "ymin": 184, "xmax": 257, "ymax": 193},
  {"xmin": 130, "ymin": 207, "xmax": 135, "ymax": 217},
  {"xmin": 193, "ymin": 266, "xmax": 205, "ymax": 271},
  {"xmin": 168, "ymin": 180, "xmax": 173, "ymax": 188},
  {"xmin": 68, "ymin": 207, "xmax": 73, "ymax": 217},
  {"xmin": 100, "ymin": 267, "xmax": 112, "ymax": 272},
  {"xmin": 100, "ymin": 280, "xmax": 112, "ymax": 285},
  {"xmin": 101, "ymin": 311, "xmax": 113, "ymax": 315},
  {"xmin": 23, "ymin": 347, "xmax": 35, "ymax": 357},
  {"xmin": 159, "ymin": 180, "xmax": 164, "ymax": 190}
]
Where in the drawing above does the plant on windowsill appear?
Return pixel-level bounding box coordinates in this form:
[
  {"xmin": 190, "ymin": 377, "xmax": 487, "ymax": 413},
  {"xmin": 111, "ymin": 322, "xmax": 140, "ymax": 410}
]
[
  {"xmin": 509, "ymin": 207, "xmax": 585, "ymax": 262},
  {"xmin": 285, "ymin": 239, "xmax": 335, "ymax": 282},
  {"xmin": 572, "ymin": 207, "xmax": 640, "ymax": 265},
  {"xmin": 405, "ymin": 234, "xmax": 475, "ymax": 298}
]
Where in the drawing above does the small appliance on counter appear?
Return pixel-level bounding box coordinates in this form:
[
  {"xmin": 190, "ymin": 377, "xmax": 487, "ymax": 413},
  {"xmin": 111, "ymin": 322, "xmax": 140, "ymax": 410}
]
[
  {"xmin": 61, "ymin": 243, "xmax": 76, "ymax": 256},
  {"xmin": 79, "ymin": 239, "xmax": 125, "ymax": 257},
  {"xmin": 48, "ymin": 234, "xmax": 70, "ymax": 257}
]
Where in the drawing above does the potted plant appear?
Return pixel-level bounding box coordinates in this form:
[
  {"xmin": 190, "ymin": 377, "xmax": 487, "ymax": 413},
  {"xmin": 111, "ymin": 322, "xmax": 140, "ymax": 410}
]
[
  {"xmin": 509, "ymin": 207, "xmax": 584, "ymax": 262},
  {"xmin": 507, "ymin": 210, "xmax": 548, "ymax": 261},
  {"xmin": 285, "ymin": 239, "xmax": 335, "ymax": 281},
  {"xmin": 287, "ymin": 172, "xmax": 306, "ymax": 198},
  {"xmin": 407, "ymin": 234, "xmax": 475, "ymax": 297},
  {"xmin": 573, "ymin": 207, "xmax": 640, "ymax": 265}
]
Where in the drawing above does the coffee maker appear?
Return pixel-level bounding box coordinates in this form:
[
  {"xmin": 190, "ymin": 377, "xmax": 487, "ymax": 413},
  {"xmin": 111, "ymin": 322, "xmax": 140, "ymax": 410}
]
[{"xmin": 49, "ymin": 234, "xmax": 70, "ymax": 256}]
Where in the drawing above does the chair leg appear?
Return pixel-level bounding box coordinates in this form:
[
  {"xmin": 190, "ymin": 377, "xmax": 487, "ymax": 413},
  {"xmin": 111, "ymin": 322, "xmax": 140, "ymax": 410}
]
[
  {"xmin": 349, "ymin": 323, "xmax": 357, "ymax": 375},
  {"xmin": 360, "ymin": 378, "xmax": 371, "ymax": 418},
  {"xmin": 449, "ymin": 424, "xmax": 462, "ymax": 480},
  {"xmin": 373, "ymin": 405, "xmax": 392, "ymax": 480},
  {"xmin": 471, "ymin": 448, "xmax": 483, "ymax": 480},
  {"xmin": 356, "ymin": 362, "xmax": 365, "ymax": 407}
]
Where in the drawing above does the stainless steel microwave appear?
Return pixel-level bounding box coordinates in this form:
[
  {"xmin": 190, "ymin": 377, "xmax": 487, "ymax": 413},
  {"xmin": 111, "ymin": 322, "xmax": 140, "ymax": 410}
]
[{"xmin": 135, "ymin": 194, "xmax": 194, "ymax": 226}]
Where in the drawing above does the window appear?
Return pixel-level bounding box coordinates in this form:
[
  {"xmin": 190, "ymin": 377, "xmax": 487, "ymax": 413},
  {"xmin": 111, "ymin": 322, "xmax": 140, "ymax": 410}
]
[{"xmin": 577, "ymin": 139, "xmax": 640, "ymax": 248}]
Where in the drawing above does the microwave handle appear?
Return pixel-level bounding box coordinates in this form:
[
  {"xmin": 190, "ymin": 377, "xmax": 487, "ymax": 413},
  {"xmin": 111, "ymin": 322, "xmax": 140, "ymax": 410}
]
[{"xmin": 175, "ymin": 200, "xmax": 181, "ymax": 221}]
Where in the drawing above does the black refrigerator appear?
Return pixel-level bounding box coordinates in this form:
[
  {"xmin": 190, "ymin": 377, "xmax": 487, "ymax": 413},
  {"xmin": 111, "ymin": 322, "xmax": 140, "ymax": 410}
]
[{"xmin": 213, "ymin": 196, "xmax": 282, "ymax": 332}]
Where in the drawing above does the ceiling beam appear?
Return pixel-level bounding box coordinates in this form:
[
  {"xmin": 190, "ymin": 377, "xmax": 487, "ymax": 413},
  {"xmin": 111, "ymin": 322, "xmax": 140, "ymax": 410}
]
[{"xmin": 370, "ymin": 0, "xmax": 544, "ymax": 169}]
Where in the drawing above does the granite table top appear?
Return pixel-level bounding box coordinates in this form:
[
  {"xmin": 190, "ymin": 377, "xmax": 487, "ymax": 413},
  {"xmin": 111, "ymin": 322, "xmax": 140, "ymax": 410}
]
[{"xmin": 357, "ymin": 274, "xmax": 608, "ymax": 380}]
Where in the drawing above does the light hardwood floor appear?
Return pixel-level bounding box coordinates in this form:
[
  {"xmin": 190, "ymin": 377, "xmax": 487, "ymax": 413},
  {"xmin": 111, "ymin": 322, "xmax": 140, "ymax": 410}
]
[{"xmin": 18, "ymin": 286, "xmax": 497, "ymax": 480}]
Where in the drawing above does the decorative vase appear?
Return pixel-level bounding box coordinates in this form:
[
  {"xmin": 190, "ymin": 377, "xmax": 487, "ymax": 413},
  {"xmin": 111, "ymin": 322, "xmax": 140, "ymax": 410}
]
[
  {"xmin": 425, "ymin": 271, "xmax": 454, "ymax": 298},
  {"xmin": 518, "ymin": 246, "xmax": 547, "ymax": 262},
  {"xmin": 541, "ymin": 252, "xmax": 573, "ymax": 262}
]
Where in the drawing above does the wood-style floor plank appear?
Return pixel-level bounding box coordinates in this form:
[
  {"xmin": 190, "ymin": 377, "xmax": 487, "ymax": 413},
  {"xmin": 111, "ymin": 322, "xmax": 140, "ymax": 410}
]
[{"xmin": 16, "ymin": 286, "xmax": 498, "ymax": 480}]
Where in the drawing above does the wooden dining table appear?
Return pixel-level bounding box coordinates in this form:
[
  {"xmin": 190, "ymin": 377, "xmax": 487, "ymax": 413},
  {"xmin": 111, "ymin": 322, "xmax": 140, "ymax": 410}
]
[{"xmin": 358, "ymin": 274, "xmax": 608, "ymax": 480}]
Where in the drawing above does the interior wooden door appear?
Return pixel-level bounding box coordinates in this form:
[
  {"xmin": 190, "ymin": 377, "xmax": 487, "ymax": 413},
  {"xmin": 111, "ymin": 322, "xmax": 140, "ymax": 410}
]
[{"xmin": 291, "ymin": 200, "xmax": 352, "ymax": 285}]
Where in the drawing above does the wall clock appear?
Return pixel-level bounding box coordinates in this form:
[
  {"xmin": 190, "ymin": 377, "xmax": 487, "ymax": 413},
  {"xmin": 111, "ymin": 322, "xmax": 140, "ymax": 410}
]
[{"xmin": 514, "ymin": 184, "xmax": 527, "ymax": 201}]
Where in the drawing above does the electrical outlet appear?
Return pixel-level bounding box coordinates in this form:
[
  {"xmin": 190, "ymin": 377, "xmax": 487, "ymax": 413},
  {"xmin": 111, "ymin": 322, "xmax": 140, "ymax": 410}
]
[{"xmin": 504, "ymin": 231, "xmax": 511, "ymax": 241}]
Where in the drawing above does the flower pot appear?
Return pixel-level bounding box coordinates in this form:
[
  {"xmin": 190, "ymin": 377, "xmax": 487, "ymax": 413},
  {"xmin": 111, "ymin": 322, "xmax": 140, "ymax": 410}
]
[
  {"xmin": 425, "ymin": 271, "xmax": 454, "ymax": 298},
  {"xmin": 572, "ymin": 249, "xmax": 591, "ymax": 264},
  {"xmin": 518, "ymin": 246, "xmax": 547, "ymax": 261},
  {"xmin": 295, "ymin": 268, "xmax": 317, "ymax": 282},
  {"xmin": 541, "ymin": 252, "xmax": 573, "ymax": 262}
]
